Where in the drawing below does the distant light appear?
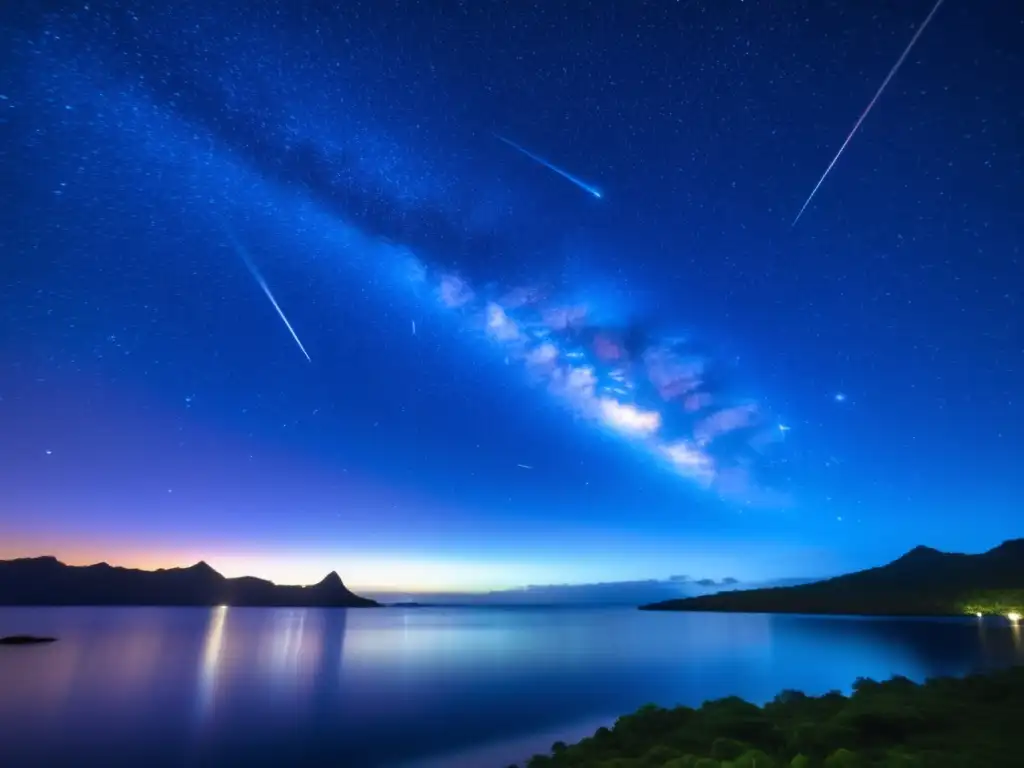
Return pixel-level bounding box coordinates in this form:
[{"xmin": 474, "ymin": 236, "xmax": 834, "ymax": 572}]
[
  {"xmin": 834, "ymin": 393, "xmax": 846, "ymax": 403},
  {"xmin": 975, "ymin": 612, "xmax": 983, "ymax": 618},
  {"xmin": 1008, "ymin": 612, "xmax": 1021, "ymax": 623}
]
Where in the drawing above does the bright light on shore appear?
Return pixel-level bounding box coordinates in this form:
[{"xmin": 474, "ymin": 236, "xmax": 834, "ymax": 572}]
[
  {"xmin": 975, "ymin": 612, "xmax": 983, "ymax": 618},
  {"xmin": 1007, "ymin": 612, "xmax": 1021, "ymax": 623}
]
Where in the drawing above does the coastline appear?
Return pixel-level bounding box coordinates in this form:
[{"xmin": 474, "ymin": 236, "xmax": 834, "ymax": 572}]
[
  {"xmin": 638, "ymin": 605, "xmax": 1024, "ymax": 620},
  {"xmin": 397, "ymin": 718, "xmax": 615, "ymax": 768},
  {"xmin": 514, "ymin": 664, "xmax": 1024, "ymax": 767}
]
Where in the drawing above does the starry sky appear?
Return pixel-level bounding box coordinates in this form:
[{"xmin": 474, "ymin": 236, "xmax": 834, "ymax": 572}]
[{"xmin": 1, "ymin": 0, "xmax": 1021, "ymax": 593}]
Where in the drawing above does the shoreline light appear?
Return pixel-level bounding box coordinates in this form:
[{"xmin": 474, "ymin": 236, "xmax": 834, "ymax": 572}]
[{"xmin": 1007, "ymin": 612, "xmax": 1021, "ymax": 623}]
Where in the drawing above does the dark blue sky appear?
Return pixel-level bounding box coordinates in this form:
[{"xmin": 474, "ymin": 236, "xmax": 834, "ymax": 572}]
[{"xmin": 1, "ymin": 0, "xmax": 1021, "ymax": 591}]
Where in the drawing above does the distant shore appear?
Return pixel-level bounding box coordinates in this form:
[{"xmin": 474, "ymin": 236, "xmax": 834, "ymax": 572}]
[
  {"xmin": 639, "ymin": 538, "xmax": 1024, "ymax": 620},
  {"xmin": 0, "ymin": 556, "xmax": 379, "ymax": 608},
  {"xmin": 639, "ymin": 602, "xmax": 1024, "ymax": 620}
]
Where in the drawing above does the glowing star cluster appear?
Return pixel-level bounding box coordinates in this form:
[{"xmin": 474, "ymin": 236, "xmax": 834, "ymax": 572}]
[{"xmin": 424, "ymin": 263, "xmax": 786, "ymax": 505}]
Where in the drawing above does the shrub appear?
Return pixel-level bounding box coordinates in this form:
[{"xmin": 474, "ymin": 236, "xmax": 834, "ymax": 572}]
[
  {"xmin": 642, "ymin": 744, "xmax": 683, "ymax": 765},
  {"xmin": 522, "ymin": 666, "xmax": 1024, "ymax": 768},
  {"xmin": 823, "ymin": 748, "xmax": 862, "ymax": 767},
  {"xmin": 710, "ymin": 738, "xmax": 748, "ymax": 761},
  {"xmin": 663, "ymin": 757, "xmax": 702, "ymax": 768},
  {"xmin": 734, "ymin": 749, "xmax": 775, "ymax": 768}
]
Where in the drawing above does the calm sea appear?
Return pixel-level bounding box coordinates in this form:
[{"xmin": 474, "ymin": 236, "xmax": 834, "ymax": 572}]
[{"xmin": 0, "ymin": 606, "xmax": 1020, "ymax": 767}]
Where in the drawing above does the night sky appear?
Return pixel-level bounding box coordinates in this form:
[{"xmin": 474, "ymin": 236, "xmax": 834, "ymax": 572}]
[{"xmin": 1, "ymin": 1, "xmax": 1021, "ymax": 593}]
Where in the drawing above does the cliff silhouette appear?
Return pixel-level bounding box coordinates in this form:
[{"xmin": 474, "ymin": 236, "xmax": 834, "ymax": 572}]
[{"xmin": 0, "ymin": 556, "xmax": 379, "ymax": 607}]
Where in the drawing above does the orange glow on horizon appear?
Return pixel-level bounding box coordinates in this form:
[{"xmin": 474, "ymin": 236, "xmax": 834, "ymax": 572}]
[
  {"xmin": 0, "ymin": 539, "xmax": 209, "ymax": 575},
  {"xmin": 0, "ymin": 540, "xmax": 533, "ymax": 592}
]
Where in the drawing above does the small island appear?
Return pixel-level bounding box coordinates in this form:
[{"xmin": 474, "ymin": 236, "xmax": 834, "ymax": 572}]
[
  {"xmin": 517, "ymin": 665, "xmax": 1024, "ymax": 767},
  {"xmin": 0, "ymin": 635, "xmax": 57, "ymax": 645},
  {"xmin": 640, "ymin": 539, "xmax": 1024, "ymax": 619}
]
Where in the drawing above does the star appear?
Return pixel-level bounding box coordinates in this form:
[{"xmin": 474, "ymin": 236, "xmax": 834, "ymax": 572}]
[{"xmin": 834, "ymin": 393, "xmax": 846, "ymax": 403}]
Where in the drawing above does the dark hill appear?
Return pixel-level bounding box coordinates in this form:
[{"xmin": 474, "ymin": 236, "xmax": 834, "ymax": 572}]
[
  {"xmin": 0, "ymin": 556, "xmax": 379, "ymax": 607},
  {"xmin": 640, "ymin": 539, "xmax": 1024, "ymax": 617}
]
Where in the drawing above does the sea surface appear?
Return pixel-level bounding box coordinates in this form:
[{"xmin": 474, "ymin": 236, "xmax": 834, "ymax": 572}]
[{"xmin": 0, "ymin": 606, "xmax": 1021, "ymax": 767}]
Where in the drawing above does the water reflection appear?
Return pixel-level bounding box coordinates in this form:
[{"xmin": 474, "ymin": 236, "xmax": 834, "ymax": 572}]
[
  {"xmin": 196, "ymin": 605, "xmax": 228, "ymax": 724},
  {"xmin": 263, "ymin": 609, "xmax": 320, "ymax": 694},
  {"xmin": 0, "ymin": 607, "xmax": 1021, "ymax": 768},
  {"xmin": 1010, "ymin": 618, "xmax": 1022, "ymax": 655}
]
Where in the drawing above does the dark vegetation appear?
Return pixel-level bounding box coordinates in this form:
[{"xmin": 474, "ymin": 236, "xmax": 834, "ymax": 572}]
[
  {"xmin": 641, "ymin": 539, "xmax": 1024, "ymax": 618},
  {"xmin": 517, "ymin": 665, "xmax": 1024, "ymax": 767},
  {"xmin": 0, "ymin": 556, "xmax": 379, "ymax": 607},
  {"xmin": 0, "ymin": 635, "xmax": 57, "ymax": 645}
]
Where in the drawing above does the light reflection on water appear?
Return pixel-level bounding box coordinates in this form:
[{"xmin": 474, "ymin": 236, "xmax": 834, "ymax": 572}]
[
  {"xmin": 0, "ymin": 607, "xmax": 1021, "ymax": 767},
  {"xmin": 196, "ymin": 605, "xmax": 227, "ymax": 725}
]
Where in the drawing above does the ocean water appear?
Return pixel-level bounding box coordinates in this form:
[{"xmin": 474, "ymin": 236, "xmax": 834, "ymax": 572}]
[{"xmin": 0, "ymin": 606, "xmax": 1020, "ymax": 767}]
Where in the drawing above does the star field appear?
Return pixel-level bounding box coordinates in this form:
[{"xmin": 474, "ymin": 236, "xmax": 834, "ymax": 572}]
[{"xmin": 0, "ymin": 0, "xmax": 1021, "ymax": 590}]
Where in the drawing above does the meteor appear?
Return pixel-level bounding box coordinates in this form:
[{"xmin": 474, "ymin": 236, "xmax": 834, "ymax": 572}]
[
  {"xmin": 494, "ymin": 134, "xmax": 602, "ymax": 199},
  {"xmin": 221, "ymin": 224, "xmax": 312, "ymax": 362},
  {"xmin": 792, "ymin": 0, "xmax": 946, "ymax": 227}
]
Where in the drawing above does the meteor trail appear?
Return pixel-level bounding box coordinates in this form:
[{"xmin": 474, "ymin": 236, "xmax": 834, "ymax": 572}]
[
  {"xmin": 221, "ymin": 224, "xmax": 312, "ymax": 362},
  {"xmin": 494, "ymin": 134, "xmax": 602, "ymax": 199},
  {"xmin": 792, "ymin": 0, "xmax": 946, "ymax": 227}
]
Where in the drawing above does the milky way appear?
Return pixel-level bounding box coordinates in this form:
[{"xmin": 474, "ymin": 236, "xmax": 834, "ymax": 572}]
[
  {"xmin": 400, "ymin": 262, "xmax": 787, "ymax": 506},
  {"xmin": 16, "ymin": 2, "xmax": 789, "ymax": 508}
]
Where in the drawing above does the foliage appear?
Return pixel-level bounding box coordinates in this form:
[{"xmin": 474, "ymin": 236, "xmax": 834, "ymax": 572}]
[
  {"xmin": 958, "ymin": 591, "xmax": 1024, "ymax": 617},
  {"xmin": 517, "ymin": 665, "xmax": 1024, "ymax": 767}
]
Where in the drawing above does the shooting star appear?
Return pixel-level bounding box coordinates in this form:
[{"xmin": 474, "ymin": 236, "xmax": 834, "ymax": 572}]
[
  {"xmin": 792, "ymin": 0, "xmax": 946, "ymax": 227},
  {"xmin": 221, "ymin": 224, "xmax": 312, "ymax": 362},
  {"xmin": 516, "ymin": 463, "xmax": 534, "ymax": 470},
  {"xmin": 412, "ymin": 320, "xmax": 417, "ymax": 336},
  {"xmin": 494, "ymin": 134, "xmax": 602, "ymax": 199}
]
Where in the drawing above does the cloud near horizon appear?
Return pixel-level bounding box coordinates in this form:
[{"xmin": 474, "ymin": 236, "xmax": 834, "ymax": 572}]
[{"xmin": 366, "ymin": 574, "xmax": 815, "ymax": 606}]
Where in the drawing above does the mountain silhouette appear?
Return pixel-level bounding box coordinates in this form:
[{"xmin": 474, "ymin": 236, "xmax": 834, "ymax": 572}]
[
  {"xmin": 640, "ymin": 539, "xmax": 1024, "ymax": 616},
  {"xmin": 0, "ymin": 557, "xmax": 379, "ymax": 607}
]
